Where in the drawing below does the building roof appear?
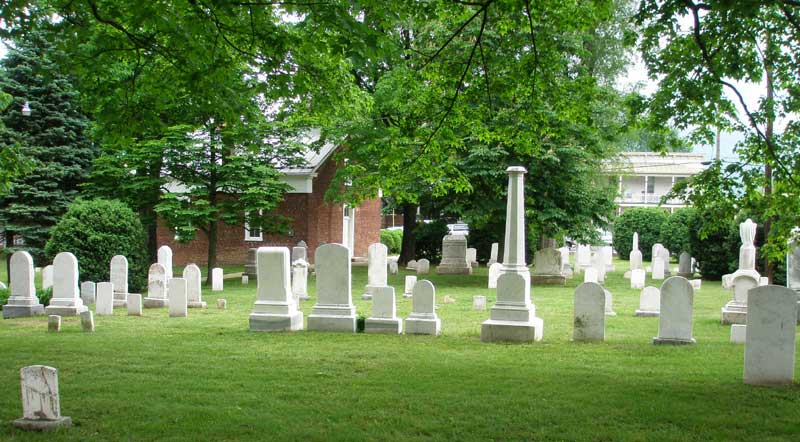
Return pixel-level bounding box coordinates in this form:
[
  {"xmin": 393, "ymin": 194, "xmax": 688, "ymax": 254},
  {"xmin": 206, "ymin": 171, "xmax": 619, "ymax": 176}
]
[
  {"xmin": 279, "ymin": 128, "xmax": 339, "ymax": 176},
  {"xmin": 606, "ymin": 152, "xmax": 706, "ymax": 176}
]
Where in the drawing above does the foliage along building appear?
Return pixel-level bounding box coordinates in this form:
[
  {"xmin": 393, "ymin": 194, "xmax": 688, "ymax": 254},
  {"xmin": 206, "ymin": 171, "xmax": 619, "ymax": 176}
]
[
  {"xmin": 606, "ymin": 152, "xmax": 706, "ymax": 216},
  {"xmin": 156, "ymin": 137, "xmax": 381, "ymax": 266}
]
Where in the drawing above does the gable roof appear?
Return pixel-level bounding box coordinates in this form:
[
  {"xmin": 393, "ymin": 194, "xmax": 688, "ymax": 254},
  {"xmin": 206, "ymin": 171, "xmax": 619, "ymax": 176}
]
[{"xmin": 606, "ymin": 152, "xmax": 706, "ymax": 176}]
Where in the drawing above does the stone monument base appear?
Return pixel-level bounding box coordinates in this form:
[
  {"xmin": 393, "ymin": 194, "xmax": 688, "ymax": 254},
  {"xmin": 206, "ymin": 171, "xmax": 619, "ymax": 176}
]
[
  {"xmin": 405, "ymin": 317, "xmax": 441, "ymax": 335},
  {"xmin": 188, "ymin": 301, "xmax": 207, "ymax": 309},
  {"xmin": 721, "ymin": 302, "xmax": 747, "ymax": 325},
  {"xmin": 436, "ymin": 265, "xmax": 472, "ymax": 275},
  {"xmin": 44, "ymin": 305, "xmax": 88, "ymax": 316},
  {"xmin": 13, "ymin": 416, "xmax": 72, "ymax": 431},
  {"xmin": 113, "ymin": 298, "xmax": 128, "ymax": 308},
  {"xmin": 307, "ymin": 314, "xmax": 357, "ymax": 333},
  {"xmin": 480, "ymin": 317, "xmax": 543, "ymax": 343},
  {"xmin": 3, "ymin": 304, "xmax": 45, "ymax": 319},
  {"xmin": 531, "ymin": 274, "xmax": 566, "ymax": 285},
  {"xmin": 143, "ymin": 298, "xmax": 168, "ymax": 308},
  {"xmin": 364, "ymin": 317, "xmax": 402, "ymax": 334},
  {"xmin": 634, "ymin": 310, "xmax": 659, "ymax": 317},
  {"xmin": 652, "ymin": 337, "xmax": 696, "ymax": 345},
  {"xmin": 249, "ymin": 311, "xmax": 304, "ymax": 332}
]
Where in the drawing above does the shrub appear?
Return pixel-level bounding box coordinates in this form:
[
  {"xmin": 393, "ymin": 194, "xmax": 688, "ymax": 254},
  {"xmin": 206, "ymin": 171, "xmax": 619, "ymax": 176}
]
[
  {"xmin": 44, "ymin": 199, "xmax": 149, "ymax": 292},
  {"xmin": 37, "ymin": 287, "xmax": 52, "ymax": 306},
  {"xmin": 660, "ymin": 208, "xmax": 696, "ymax": 255},
  {"xmin": 380, "ymin": 229, "xmax": 403, "ymax": 254},
  {"xmin": 687, "ymin": 208, "xmax": 739, "ymax": 280},
  {"xmin": 413, "ymin": 220, "xmax": 449, "ymax": 264},
  {"xmin": 0, "ymin": 287, "xmax": 8, "ymax": 306},
  {"xmin": 612, "ymin": 208, "xmax": 669, "ymax": 261}
]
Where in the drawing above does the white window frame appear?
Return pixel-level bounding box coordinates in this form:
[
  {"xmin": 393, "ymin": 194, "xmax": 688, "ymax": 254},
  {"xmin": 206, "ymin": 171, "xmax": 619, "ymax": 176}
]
[{"xmin": 244, "ymin": 210, "xmax": 263, "ymax": 241}]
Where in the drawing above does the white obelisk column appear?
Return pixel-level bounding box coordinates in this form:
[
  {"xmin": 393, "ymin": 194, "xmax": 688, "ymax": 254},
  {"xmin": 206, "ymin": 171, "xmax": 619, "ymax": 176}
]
[{"xmin": 502, "ymin": 166, "xmax": 529, "ymax": 280}]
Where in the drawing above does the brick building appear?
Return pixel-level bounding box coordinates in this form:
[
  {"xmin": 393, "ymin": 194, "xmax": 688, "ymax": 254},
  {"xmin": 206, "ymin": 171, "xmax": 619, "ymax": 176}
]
[{"xmin": 156, "ymin": 136, "xmax": 381, "ymax": 266}]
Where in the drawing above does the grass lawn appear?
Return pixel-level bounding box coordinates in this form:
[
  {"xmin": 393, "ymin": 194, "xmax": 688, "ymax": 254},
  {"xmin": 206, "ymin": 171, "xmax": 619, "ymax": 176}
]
[{"xmin": 1, "ymin": 257, "xmax": 799, "ymax": 441}]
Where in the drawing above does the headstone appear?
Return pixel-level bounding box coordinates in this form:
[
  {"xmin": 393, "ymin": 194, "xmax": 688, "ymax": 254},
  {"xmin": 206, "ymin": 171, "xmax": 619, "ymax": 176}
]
[
  {"xmin": 488, "ymin": 263, "xmax": 502, "ymax": 289},
  {"xmin": 144, "ymin": 263, "xmax": 168, "ymax": 308},
  {"xmin": 573, "ymin": 282, "xmax": 605, "ymax": 341},
  {"xmin": 249, "ymin": 247, "xmax": 304, "ymax": 332},
  {"xmin": 659, "ymin": 248, "xmax": 671, "ymax": 276},
  {"xmin": 677, "ymin": 252, "xmax": 692, "ymax": 278},
  {"xmin": 576, "ymin": 244, "xmax": 592, "ymax": 269},
  {"xmin": 307, "ymin": 243, "xmax": 357, "ymax": 332},
  {"xmin": 442, "ymin": 295, "xmax": 456, "ymax": 304},
  {"xmin": 487, "ymin": 242, "xmax": 499, "ymax": 266},
  {"xmin": 127, "ymin": 293, "xmax": 142, "ymax": 316},
  {"xmin": 436, "ymin": 235, "xmax": 472, "ymax": 275},
  {"xmin": 592, "ymin": 252, "xmax": 606, "ymax": 283},
  {"xmin": 690, "ymin": 279, "xmax": 702, "ymax": 291},
  {"xmin": 788, "ymin": 241, "xmax": 800, "ymax": 293},
  {"xmin": 584, "ymin": 267, "xmax": 599, "ymax": 284},
  {"xmin": 406, "ymin": 259, "xmax": 417, "ymax": 270},
  {"xmin": 722, "ymin": 274, "xmax": 734, "ymax": 289},
  {"xmin": 242, "ymin": 275, "xmax": 249, "ymax": 285},
  {"xmin": 531, "ymin": 248, "xmax": 566, "ymax": 285},
  {"xmin": 730, "ymin": 324, "xmax": 746, "ymax": 344},
  {"xmin": 157, "ymin": 245, "xmax": 174, "ymax": 281},
  {"xmin": 95, "ymin": 282, "xmax": 114, "ymax": 316},
  {"xmin": 291, "ymin": 246, "xmax": 307, "ymax": 263},
  {"xmin": 403, "ymin": 275, "xmax": 417, "ymax": 298},
  {"xmin": 758, "ymin": 277, "xmax": 769, "ymax": 286},
  {"xmin": 41, "ymin": 265, "xmax": 53, "ymax": 290},
  {"xmin": 217, "ymin": 298, "xmax": 227, "ymax": 309},
  {"xmin": 244, "ymin": 248, "xmax": 258, "ymax": 280},
  {"xmin": 44, "ymin": 252, "xmax": 88, "ymax": 316},
  {"xmin": 600, "ymin": 246, "xmax": 614, "ymax": 271},
  {"xmin": 652, "ymin": 256, "xmax": 665, "ymax": 280},
  {"xmin": 630, "ymin": 234, "xmax": 643, "ymax": 273},
  {"xmin": 80, "ymin": 310, "xmax": 94, "ymax": 332},
  {"xmin": 416, "ymin": 258, "xmax": 430, "ymax": 275},
  {"xmin": 653, "ymin": 276, "xmax": 695, "ymax": 345},
  {"xmin": 12, "ymin": 366, "xmax": 72, "ymax": 431},
  {"xmin": 292, "ymin": 259, "xmax": 310, "ymax": 301},
  {"xmin": 604, "ymin": 289, "xmax": 616, "ymax": 316},
  {"xmin": 388, "ymin": 261, "xmax": 398, "ymax": 275},
  {"xmin": 405, "ymin": 280, "xmax": 441, "ymax": 335},
  {"xmin": 651, "ymin": 243, "xmax": 664, "ymax": 264},
  {"xmin": 168, "ymin": 278, "xmax": 188, "ymax": 318},
  {"xmin": 744, "ymin": 285, "xmax": 797, "ymax": 385},
  {"xmin": 48, "ymin": 315, "xmax": 61, "ymax": 332},
  {"xmin": 635, "ymin": 286, "xmax": 660, "ymax": 317},
  {"xmin": 473, "ymin": 296, "xmax": 486, "ymax": 311},
  {"xmin": 631, "ymin": 269, "xmax": 646, "ymax": 289},
  {"xmin": 297, "ymin": 240, "xmax": 308, "ymax": 248},
  {"xmin": 632, "ymin": 232, "xmax": 640, "ymax": 251},
  {"xmin": 3, "ymin": 251, "xmax": 45, "ymax": 319},
  {"xmin": 365, "ymin": 286, "xmax": 402, "ymax": 334},
  {"xmin": 363, "ymin": 243, "xmax": 389, "ymax": 300},
  {"xmin": 110, "ymin": 255, "xmax": 129, "ymax": 308},
  {"xmin": 466, "ymin": 248, "xmax": 478, "ymax": 268},
  {"xmin": 80, "ymin": 281, "xmax": 96, "ymax": 305},
  {"xmin": 183, "ymin": 264, "xmax": 207, "ymax": 308},
  {"xmin": 211, "ymin": 268, "xmax": 223, "ymax": 291},
  {"xmin": 559, "ymin": 246, "xmax": 570, "ymax": 272},
  {"xmin": 722, "ymin": 219, "xmax": 761, "ymax": 324}
]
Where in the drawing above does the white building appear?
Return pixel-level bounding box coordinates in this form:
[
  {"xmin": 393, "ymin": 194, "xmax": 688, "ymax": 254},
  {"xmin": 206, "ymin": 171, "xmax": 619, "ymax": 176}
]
[{"xmin": 607, "ymin": 152, "xmax": 706, "ymax": 215}]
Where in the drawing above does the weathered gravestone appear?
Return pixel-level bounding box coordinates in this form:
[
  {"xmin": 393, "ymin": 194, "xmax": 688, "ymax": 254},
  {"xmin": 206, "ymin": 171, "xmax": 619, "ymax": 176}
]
[
  {"xmin": 629, "ymin": 232, "xmax": 643, "ymax": 272},
  {"xmin": 652, "ymin": 255, "xmax": 665, "ymax": 280},
  {"xmin": 168, "ymin": 278, "xmax": 188, "ymax": 318},
  {"xmin": 573, "ymin": 282, "xmax": 605, "ymax": 342},
  {"xmin": 12, "ymin": 366, "xmax": 72, "ymax": 431},
  {"xmin": 487, "ymin": 242, "xmax": 499, "ymax": 266},
  {"xmin": 635, "ymin": 286, "xmax": 660, "ymax": 317},
  {"xmin": 488, "ymin": 263, "xmax": 502, "ymax": 289},
  {"xmin": 403, "ymin": 275, "xmax": 417, "ymax": 299},
  {"xmin": 48, "ymin": 315, "xmax": 61, "ymax": 332},
  {"xmin": 292, "ymin": 258, "xmax": 310, "ymax": 301},
  {"xmin": 211, "ymin": 268, "xmax": 224, "ymax": 291},
  {"xmin": 365, "ymin": 286, "xmax": 402, "ymax": 334},
  {"xmin": 388, "ymin": 260, "xmax": 398, "ymax": 275},
  {"xmin": 406, "ymin": 259, "xmax": 417, "ymax": 270},
  {"xmin": 41, "ymin": 265, "xmax": 53, "ymax": 290},
  {"xmin": 157, "ymin": 245, "xmax": 174, "ymax": 281},
  {"xmin": 80, "ymin": 282, "xmax": 96, "ymax": 305},
  {"xmin": 307, "ymin": 244, "xmax": 357, "ymax": 332},
  {"xmin": 416, "ymin": 258, "xmax": 431, "ymax": 275},
  {"xmin": 249, "ymin": 247, "xmax": 304, "ymax": 332},
  {"xmin": 744, "ymin": 285, "xmax": 797, "ymax": 385},
  {"xmin": 95, "ymin": 282, "xmax": 114, "ymax": 316},
  {"xmin": 127, "ymin": 294, "xmax": 142, "ymax": 316},
  {"xmin": 631, "ymin": 269, "xmax": 646, "ymax": 290},
  {"xmin": 110, "ymin": 255, "xmax": 129, "ymax": 308},
  {"xmin": 677, "ymin": 252, "xmax": 693, "ymax": 278},
  {"xmin": 291, "ymin": 245, "xmax": 307, "ymax": 264},
  {"xmin": 600, "ymin": 246, "xmax": 614, "ymax": 271},
  {"xmin": 584, "ymin": 268, "xmax": 599, "ymax": 284},
  {"xmin": 730, "ymin": 324, "xmax": 746, "ymax": 344},
  {"xmin": 604, "ymin": 289, "xmax": 617, "ymax": 316},
  {"xmin": 405, "ymin": 280, "xmax": 441, "ymax": 335},
  {"xmin": 436, "ymin": 235, "xmax": 472, "ymax": 275},
  {"xmin": 80, "ymin": 310, "xmax": 95, "ymax": 332},
  {"xmin": 722, "ymin": 219, "xmax": 761, "ymax": 324},
  {"xmin": 653, "ymin": 276, "xmax": 695, "ymax": 345},
  {"xmin": 532, "ymin": 248, "xmax": 566, "ymax": 285},
  {"xmin": 466, "ymin": 248, "xmax": 479, "ymax": 268},
  {"xmin": 144, "ymin": 263, "xmax": 168, "ymax": 308},
  {"xmin": 183, "ymin": 264, "xmax": 207, "ymax": 308},
  {"xmin": 244, "ymin": 248, "xmax": 258, "ymax": 281},
  {"xmin": 363, "ymin": 243, "xmax": 388, "ymax": 301},
  {"xmin": 3, "ymin": 251, "xmax": 45, "ymax": 319},
  {"xmin": 591, "ymin": 252, "xmax": 606, "ymax": 283},
  {"xmin": 576, "ymin": 244, "xmax": 592, "ymax": 270},
  {"xmin": 44, "ymin": 252, "xmax": 88, "ymax": 316}
]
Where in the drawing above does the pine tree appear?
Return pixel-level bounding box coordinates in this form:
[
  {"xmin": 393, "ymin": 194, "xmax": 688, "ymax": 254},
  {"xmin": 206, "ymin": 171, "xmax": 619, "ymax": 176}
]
[{"xmin": 0, "ymin": 31, "xmax": 95, "ymax": 262}]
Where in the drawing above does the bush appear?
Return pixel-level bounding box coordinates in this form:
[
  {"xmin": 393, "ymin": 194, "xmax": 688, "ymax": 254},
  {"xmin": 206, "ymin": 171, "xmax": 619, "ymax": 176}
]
[
  {"xmin": 37, "ymin": 287, "xmax": 52, "ymax": 306},
  {"xmin": 687, "ymin": 208, "xmax": 739, "ymax": 280},
  {"xmin": 612, "ymin": 208, "xmax": 669, "ymax": 261},
  {"xmin": 413, "ymin": 220, "xmax": 449, "ymax": 264},
  {"xmin": 660, "ymin": 208, "xmax": 696, "ymax": 255},
  {"xmin": 0, "ymin": 287, "xmax": 8, "ymax": 306},
  {"xmin": 380, "ymin": 229, "xmax": 403, "ymax": 254},
  {"xmin": 44, "ymin": 199, "xmax": 149, "ymax": 292}
]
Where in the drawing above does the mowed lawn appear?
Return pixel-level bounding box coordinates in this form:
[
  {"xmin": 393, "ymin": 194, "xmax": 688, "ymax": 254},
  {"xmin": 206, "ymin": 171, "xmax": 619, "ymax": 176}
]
[{"xmin": 1, "ymin": 258, "xmax": 799, "ymax": 441}]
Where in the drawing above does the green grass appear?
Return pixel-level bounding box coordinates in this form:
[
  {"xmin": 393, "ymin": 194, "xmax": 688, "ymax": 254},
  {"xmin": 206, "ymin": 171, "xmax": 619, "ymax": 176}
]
[{"xmin": 1, "ymin": 258, "xmax": 799, "ymax": 441}]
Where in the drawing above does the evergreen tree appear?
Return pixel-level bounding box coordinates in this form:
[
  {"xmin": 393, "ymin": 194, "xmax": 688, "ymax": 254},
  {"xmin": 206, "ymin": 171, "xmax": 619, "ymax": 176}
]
[{"xmin": 0, "ymin": 31, "xmax": 95, "ymax": 261}]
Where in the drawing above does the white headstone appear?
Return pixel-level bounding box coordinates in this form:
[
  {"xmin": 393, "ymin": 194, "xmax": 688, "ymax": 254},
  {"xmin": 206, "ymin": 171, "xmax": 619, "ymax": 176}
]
[
  {"xmin": 242, "ymin": 274, "xmax": 249, "ymax": 285},
  {"xmin": 211, "ymin": 268, "xmax": 223, "ymax": 291},
  {"xmin": 12, "ymin": 365, "xmax": 71, "ymax": 430},
  {"xmin": 403, "ymin": 275, "xmax": 417, "ymax": 298},
  {"xmin": 388, "ymin": 260, "xmax": 398, "ymax": 275},
  {"xmin": 690, "ymin": 279, "xmax": 702, "ymax": 291},
  {"xmin": 416, "ymin": 258, "xmax": 430, "ymax": 275},
  {"xmin": 488, "ymin": 242, "xmax": 499, "ymax": 266},
  {"xmin": 406, "ymin": 259, "xmax": 417, "ymax": 270},
  {"xmin": 631, "ymin": 269, "xmax": 646, "ymax": 289},
  {"xmin": 80, "ymin": 310, "xmax": 95, "ymax": 332},
  {"xmin": 144, "ymin": 263, "xmax": 168, "ymax": 308},
  {"xmin": 488, "ymin": 263, "xmax": 502, "ymax": 289},
  {"xmin": 653, "ymin": 277, "xmax": 695, "ymax": 344},
  {"xmin": 730, "ymin": 324, "xmax": 746, "ymax": 344},
  {"xmin": 651, "ymin": 243, "xmax": 664, "ymax": 264},
  {"xmin": 632, "ymin": 232, "xmax": 640, "ymax": 251},
  {"xmin": 168, "ymin": 278, "xmax": 188, "ymax": 317},
  {"xmin": 473, "ymin": 296, "xmax": 486, "ymax": 311},
  {"xmin": 584, "ymin": 267, "xmax": 599, "ymax": 284},
  {"xmin": 744, "ymin": 285, "xmax": 797, "ymax": 385},
  {"xmin": 678, "ymin": 252, "xmax": 692, "ymax": 277},
  {"xmin": 436, "ymin": 235, "xmax": 472, "ymax": 275},
  {"xmin": 291, "ymin": 246, "xmax": 307, "ymax": 263},
  {"xmin": 600, "ymin": 246, "xmax": 613, "ymax": 271},
  {"xmin": 405, "ymin": 280, "xmax": 441, "ymax": 335},
  {"xmin": 466, "ymin": 248, "xmax": 478, "ymax": 268},
  {"xmin": 576, "ymin": 244, "xmax": 592, "ymax": 268},
  {"xmin": 95, "ymin": 282, "xmax": 114, "ymax": 316},
  {"xmin": 44, "ymin": 252, "xmax": 87, "ymax": 316},
  {"xmin": 787, "ymin": 241, "xmax": 800, "ymax": 293},
  {"xmin": 758, "ymin": 276, "xmax": 769, "ymax": 286},
  {"xmin": 3, "ymin": 251, "xmax": 44, "ymax": 319},
  {"xmin": 41, "ymin": 265, "xmax": 53, "ymax": 290},
  {"xmin": 629, "ymin": 249, "xmax": 643, "ymax": 272},
  {"xmin": 652, "ymin": 256, "xmax": 665, "ymax": 280},
  {"xmin": 250, "ymin": 247, "xmax": 303, "ymax": 331},
  {"xmin": 573, "ymin": 282, "xmax": 605, "ymax": 341},
  {"xmin": 127, "ymin": 293, "xmax": 142, "ymax": 316},
  {"xmin": 80, "ymin": 281, "xmax": 96, "ymax": 305},
  {"xmin": 183, "ymin": 264, "xmax": 206, "ymax": 308},
  {"xmin": 109, "ymin": 255, "xmax": 129, "ymax": 308},
  {"xmin": 604, "ymin": 289, "xmax": 616, "ymax": 316},
  {"xmin": 292, "ymin": 259, "xmax": 310, "ymax": 301},
  {"xmin": 558, "ymin": 247, "xmax": 570, "ymax": 271},
  {"xmin": 217, "ymin": 298, "xmax": 227, "ymax": 309},
  {"xmin": 363, "ymin": 243, "xmax": 388, "ymax": 300},
  {"xmin": 157, "ymin": 245, "xmax": 173, "ymax": 281},
  {"xmin": 365, "ymin": 286, "xmax": 402, "ymax": 334},
  {"xmin": 307, "ymin": 243, "xmax": 357, "ymax": 332},
  {"xmin": 658, "ymin": 248, "xmax": 671, "ymax": 276},
  {"xmin": 635, "ymin": 286, "xmax": 660, "ymax": 317},
  {"xmin": 591, "ymin": 252, "xmax": 606, "ymax": 283}
]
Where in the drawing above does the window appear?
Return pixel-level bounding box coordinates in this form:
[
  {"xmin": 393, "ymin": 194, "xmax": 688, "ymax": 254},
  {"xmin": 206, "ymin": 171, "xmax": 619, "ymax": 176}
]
[
  {"xmin": 244, "ymin": 210, "xmax": 263, "ymax": 241},
  {"xmin": 646, "ymin": 176, "xmax": 655, "ymax": 194}
]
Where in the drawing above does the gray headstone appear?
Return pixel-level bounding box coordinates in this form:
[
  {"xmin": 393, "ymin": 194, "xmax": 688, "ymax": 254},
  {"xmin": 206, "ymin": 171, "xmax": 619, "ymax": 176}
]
[
  {"xmin": 744, "ymin": 285, "xmax": 797, "ymax": 385},
  {"xmin": 249, "ymin": 247, "xmax": 303, "ymax": 331},
  {"xmin": 80, "ymin": 281, "xmax": 96, "ymax": 305},
  {"xmin": 45, "ymin": 252, "xmax": 87, "ymax": 316},
  {"xmin": 405, "ymin": 279, "xmax": 441, "ymax": 335},
  {"xmin": 168, "ymin": 278, "xmax": 188, "ymax": 317},
  {"xmin": 307, "ymin": 243, "xmax": 356, "ymax": 332},
  {"xmin": 653, "ymin": 276, "xmax": 695, "ymax": 344},
  {"xmin": 183, "ymin": 264, "xmax": 206, "ymax": 308},
  {"xmin": 573, "ymin": 282, "xmax": 605, "ymax": 341},
  {"xmin": 95, "ymin": 282, "xmax": 114, "ymax": 316}
]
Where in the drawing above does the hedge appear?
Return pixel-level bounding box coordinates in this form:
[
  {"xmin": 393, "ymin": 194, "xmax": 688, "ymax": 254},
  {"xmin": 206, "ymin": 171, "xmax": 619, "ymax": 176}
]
[{"xmin": 612, "ymin": 208, "xmax": 669, "ymax": 261}]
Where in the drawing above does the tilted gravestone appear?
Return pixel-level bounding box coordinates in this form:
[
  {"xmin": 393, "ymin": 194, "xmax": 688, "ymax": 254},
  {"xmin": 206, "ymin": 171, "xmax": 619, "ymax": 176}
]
[{"xmin": 13, "ymin": 365, "xmax": 72, "ymax": 431}]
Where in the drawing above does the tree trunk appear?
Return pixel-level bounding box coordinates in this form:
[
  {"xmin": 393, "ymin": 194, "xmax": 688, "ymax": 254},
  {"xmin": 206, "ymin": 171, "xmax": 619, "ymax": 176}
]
[
  {"xmin": 5, "ymin": 231, "xmax": 13, "ymax": 285},
  {"xmin": 206, "ymin": 220, "xmax": 217, "ymax": 286},
  {"xmin": 763, "ymin": 33, "xmax": 775, "ymax": 283},
  {"xmin": 398, "ymin": 203, "xmax": 418, "ymax": 265}
]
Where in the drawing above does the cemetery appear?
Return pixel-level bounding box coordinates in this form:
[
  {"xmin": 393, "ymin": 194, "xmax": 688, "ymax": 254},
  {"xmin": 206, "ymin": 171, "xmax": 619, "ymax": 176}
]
[{"xmin": 1, "ymin": 1, "xmax": 800, "ymax": 441}]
